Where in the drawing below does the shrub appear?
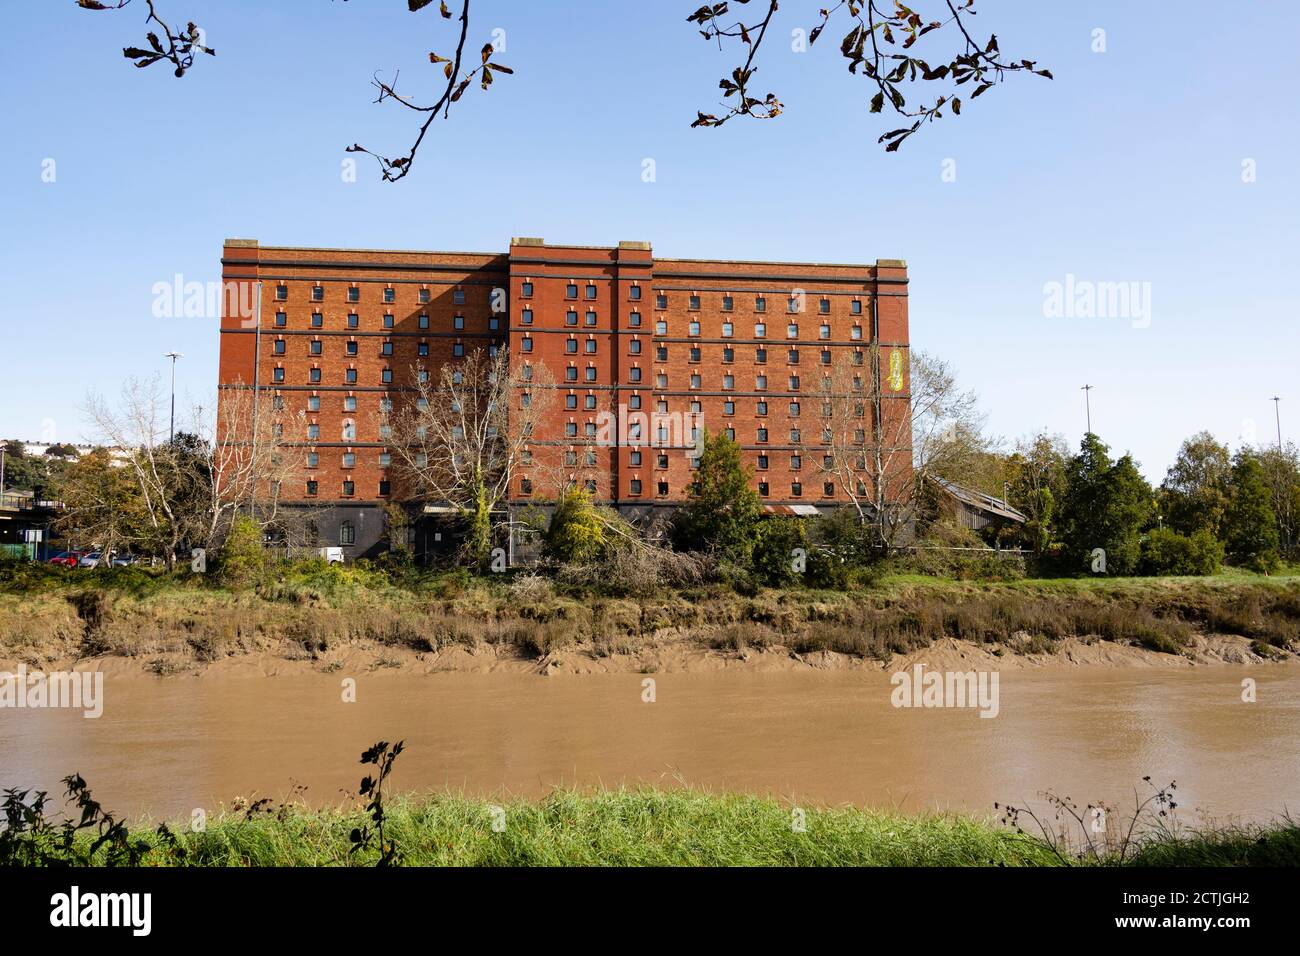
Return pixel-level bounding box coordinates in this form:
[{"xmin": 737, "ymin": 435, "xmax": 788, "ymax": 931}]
[
  {"xmin": 1139, "ymin": 527, "xmax": 1224, "ymax": 576},
  {"xmin": 751, "ymin": 516, "xmax": 807, "ymax": 587},
  {"xmin": 217, "ymin": 515, "xmax": 269, "ymax": 589}
]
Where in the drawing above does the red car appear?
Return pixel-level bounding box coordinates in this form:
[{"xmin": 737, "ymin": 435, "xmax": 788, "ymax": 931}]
[{"xmin": 47, "ymin": 551, "xmax": 84, "ymax": 568}]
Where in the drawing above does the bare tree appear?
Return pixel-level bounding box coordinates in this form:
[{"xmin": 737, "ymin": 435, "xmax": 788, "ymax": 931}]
[
  {"xmin": 82, "ymin": 377, "xmax": 305, "ymax": 565},
  {"xmin": 205, "ymin": 382, "xmax": 309, "ymax": 549},
  {"xmin": 381, "ymin": 347, "xmax": 554, "ymax": 564},
  {"xmin": 85, "ymin": 378, "xmax": 203, "ymax": 567},
  {"xmin": 819, "ymin": 345, "xmax": 980, "ymax": 545}
]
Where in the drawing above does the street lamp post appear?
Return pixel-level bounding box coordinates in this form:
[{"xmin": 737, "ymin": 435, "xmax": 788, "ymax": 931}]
[
  {"xmin": 1272, "ymin": 396, "xmax": 1282, "ymax": 448},
  {"xmin": 1080, "ymin": 384, "xmax": 1093, "ymax": 436},
  {"xmin": 164, "ymin": 352, "xmax": 183, "ymax": 443}
]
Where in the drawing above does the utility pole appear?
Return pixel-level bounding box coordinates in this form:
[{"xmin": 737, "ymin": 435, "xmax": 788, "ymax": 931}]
[
  {"xmin": 1272, "ymin": 396, "xmax": 1282, "ymax": 447},
  {"xmin": 1081, "ymin": 384, "xmax": 1093, "ymax": 436},
  {"xmin": 165, "ymin": 352, "xmax": 183, "ymax": 442}
]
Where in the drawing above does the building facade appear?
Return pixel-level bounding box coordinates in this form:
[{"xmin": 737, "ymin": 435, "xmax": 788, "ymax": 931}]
[{"xmin": 218, "ymin": 238, "xmax": 910, "ymax": 559}]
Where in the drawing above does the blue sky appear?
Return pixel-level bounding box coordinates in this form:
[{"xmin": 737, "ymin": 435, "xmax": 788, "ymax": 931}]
[{"xmin": 1, "ymin": 0, "xmax": 1295, "ymax": 479}]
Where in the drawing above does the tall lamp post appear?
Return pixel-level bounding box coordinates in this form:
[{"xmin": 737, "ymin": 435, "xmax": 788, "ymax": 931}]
[
  {"xmin": 1272, "ymin": 396, "xmax": 1283, "ymax": 448},
  {"xmin": 1080, "ymin": 383, "xmax": 1094, "ymax": 436},
  {"xmin": 165, "ymin": 352, "xmax": 183, "ymax": 443}
]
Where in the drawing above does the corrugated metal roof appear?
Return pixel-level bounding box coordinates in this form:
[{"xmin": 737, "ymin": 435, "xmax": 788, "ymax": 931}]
[{"xmin": 930, "ymin": 477, "xmax": 1027, "ymax": 523}]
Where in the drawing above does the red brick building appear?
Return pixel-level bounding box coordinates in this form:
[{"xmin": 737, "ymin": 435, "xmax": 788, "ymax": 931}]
[{"xmin": 219, "ymin": 238, "xmax": 910, "ymax": 558}]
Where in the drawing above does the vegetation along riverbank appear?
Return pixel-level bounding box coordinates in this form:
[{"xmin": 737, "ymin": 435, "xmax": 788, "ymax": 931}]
[{"xmin": 2, "ymin": 557, "xmax": 1298, "ymax": 677}]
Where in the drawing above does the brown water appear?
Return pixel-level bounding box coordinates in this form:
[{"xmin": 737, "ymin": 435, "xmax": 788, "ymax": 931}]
[{"xmin": 2, "ymin": 666, "xmax": 1298, "ymax": 824}]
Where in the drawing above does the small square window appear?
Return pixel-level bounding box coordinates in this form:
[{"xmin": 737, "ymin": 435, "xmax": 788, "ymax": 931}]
[
  {"xmin": 629, "ymin": 340, "xmax": 642, "ymax": 354},
  {"xmin": 308, "ymin": 396, "xmax": 321, "ymax": 411},
  {"xmin": 311, "ymin": 313, "xmax": 323, "ymax": 328},
  {"xmin": 755, "ymin": 296, "xmax": 767, "ymax": 312},
  {"xmin": 418, "ymin": 342, "xmax": 429, "ymax": 357},
  {"xmin": 521, "ymin": 281, "xmax": 534, "ymax": 298},
  {"xmin": 275, "ymin": 285, "xmax": 287, "ymax": 300},
  {"xmin": 347, "ymin": 313, "xmax": 359, "ymax": 329},
  {"xmin": 688, "ymin": 295, "xmax": 700, "ymax": 310},
  {"xmin": 521, "ymin": 308, "xmax": 533, "ymax": 325},
  {"xmin": 273, "ymin": 368, "xmax": 285, "ymax": 383},
  {"xmin": 758, "ymin": 482, "xmax": 769, "ymax": 497},
  {"xmin": 585, "ymin": 311, "xmax": 597, "ymax": 327},
  {"xmin": 454, "ymin": 315, "xmax": 465, "ymax": 330},
  {"xmin": 274, "ymin": 312, "xmax": 287, "ymax": 328},
  {"xmin": 521, "ymin": 338, "xmax": 533, "ymax": 353},
  {"xmin": 819, "ymin": 298, "xmax": 830, "ymax": 314},
  {"xmin": 311, "ymin": 286, "xmax": 324, "ymax": 301},
  {"xmin": 383, "ymin": 314, "xmax": 394, "ymax": 329},
  {"xmin": 628, "ymin": 311, "xmax": 642, "ymax": 327},
  {"xmin": 655, "ymin": 294, "xmax": 668, "ymax": 309},
  {"xmin": 419, "ymin": 314, "xmax": 429, "ymax": 329},
  {"xmin": 310, "ymin": 368, "xmax": 322, "ymax": 383},
  {"xmin": 342, "ymin": 453, "xmax": 356, "ymax": 469},
  {"xmin": 419, "ymin": 288, "xmax": 431, "ymax": 304},
  {"xmin": 342, "ymin": 481, "xmax": 355, "ymax": 497},
  {"xmin": 306, "ymin": 480, "xmax": 318, "ymax": 496},
  {"xmin": 383, "ymin": 288, "xmax": 395, "ymax": 303},
  {"xmin": 310, "ymin": 340, "xmax": 322, "ymax": 355},
  {"xmin": 347, "ymin": 287, "xmax": 360, "ymax": 302},
  {"xmin": 453, "ymin": 289, "xmax": 466, "ymax": 305},
  {"xmin": 307, "ymin": 452, "xmax": 319, "ymax": 468},
  {"xmin": 345, "ymin": 369, "xmax": 357, "ymax": 384},
  {"xmin": 343, "ymin": 396, "xmax": 357, "ymax": 412},
  {"xmin": 273, "ymin": 340, "xmax": 285, "ymax": 355},
  {"xmin": 629, "ymin": 286, "xmax": 641, "ymax": 301},
  {"xmin": 566, "ymin": 283, "xmax": 578, "ymax": 299},
  {"xmin": 453, "ymin": 343, "xmax": 464, "ymax": 357},
  {"xmin": 630, "ymin": 479, "xmax": 642, "ymax": 495},
  {"xmin": 566, "ymin": 311, "xmax": 578, "ymax": 326},
  {"xmin": 585, "ymin": 285, "xmax": 597, "ymax": 300},
  {"xmin": 851, "ymin": 300, "xmax": 863, "ymax": 314}
]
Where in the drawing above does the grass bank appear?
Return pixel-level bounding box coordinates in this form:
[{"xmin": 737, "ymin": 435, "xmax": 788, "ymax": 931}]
[
  {"xmin": 2, "ymin": 561, "xmax": 1298, "ymax": 672},
  {"xmin": 14, "ymin": 789, "xmax": 1300, "ymax": 867}
]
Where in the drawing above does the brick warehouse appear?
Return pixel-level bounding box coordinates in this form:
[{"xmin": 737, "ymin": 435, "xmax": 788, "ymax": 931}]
[{"xmin": 218, "ymin": 238, "xmax": 911, "ymax": 559}]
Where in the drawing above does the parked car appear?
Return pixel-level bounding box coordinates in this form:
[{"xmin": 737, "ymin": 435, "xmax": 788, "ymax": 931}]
[
  {"xmin": 319, "ymin": 547, "xmax": 344, "ymax": 565},
  {"xmin": 47, "ymin": 551, "xmax": 83, "ymax": 568},
  {"xmin": 78, "ymin": 552, "xmax": 108, "ymax": 568},
  {"xmin": 111, "ymin": 553, "xmax": 140, "ymax": 567}
]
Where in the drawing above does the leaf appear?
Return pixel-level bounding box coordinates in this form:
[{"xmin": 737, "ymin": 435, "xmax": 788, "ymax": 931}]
[
  {"xmin": 481, "ymin": 42, "xmax": 493, "ymax": 64},
  {"xmin": 869, "ymin": 91, "xmax": 884, "ymax": 113},
  {"xmin": 450, "ymin": 78, "xmax": 472, "ymax": 101},
  {"xmin": 430, "ymin": 53, "xmax": 449, "ymax": 64},
  {"xmin": 486, "ymin": 62, "xmax": 513, "ymax": 74},
  {"xmin": 408, "ymin": 0, "xmax": 436, "ymax": 10}
]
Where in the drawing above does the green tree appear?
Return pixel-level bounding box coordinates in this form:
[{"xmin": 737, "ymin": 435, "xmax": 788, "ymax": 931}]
[
  {"xmin": 544, "ymin": 486, "xmax": 609, "ymax": 564},
  {"xmin": 218, "ymin": 514, "xmax": 269, "ymax": 589},
  {"xmin": 1254, "ymin": 443, "xmax": 1300, "ymax": 558},
  {"xmin": 1005, "ymin": 431, "xmax": 1070, "ymax": 551},
  {"xmin": 1160, "ymin": 431, "xmax": 1231, "ymax": 538},
  {"xmin": 671, "ymin": 430, "xmax": 763, "ymax": 564},
  {"xmin": 1224, "ymin": 451, "xmax": 1280, "ymax": 571},
  {"xmin": 752, "ymin": 516, "xmax": 808, "ymax": 587},
  {"xmin": 1060, "ymin": 433, "xmax": 1153, "ymax": 575}
]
